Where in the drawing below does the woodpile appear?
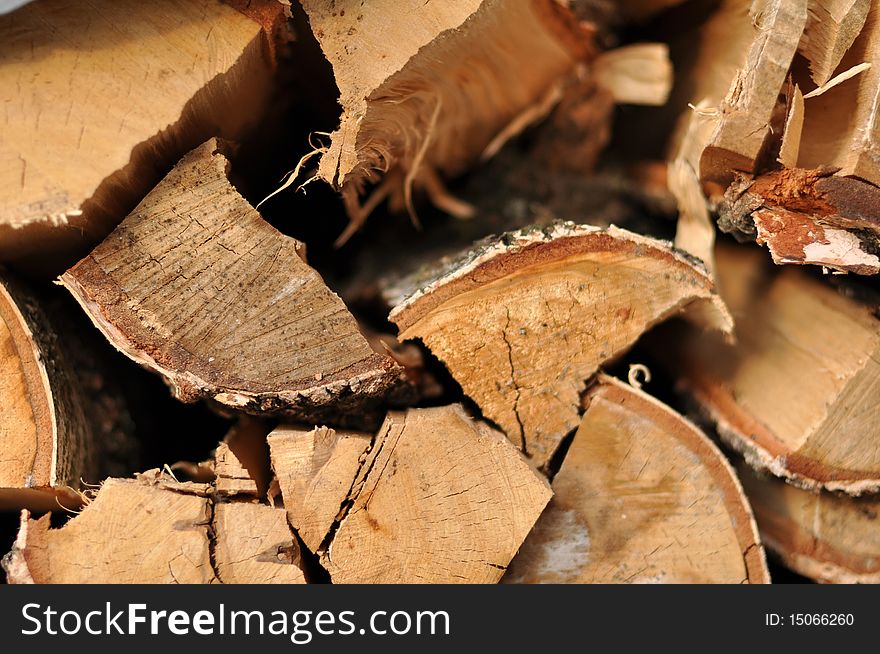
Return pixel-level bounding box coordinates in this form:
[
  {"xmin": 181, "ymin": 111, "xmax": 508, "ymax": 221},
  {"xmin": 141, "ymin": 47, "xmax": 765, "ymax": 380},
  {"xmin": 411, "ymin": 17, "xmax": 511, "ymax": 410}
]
[{"xmin": 2, "ymin": 0, "xmax": 880, "ymax": 585}]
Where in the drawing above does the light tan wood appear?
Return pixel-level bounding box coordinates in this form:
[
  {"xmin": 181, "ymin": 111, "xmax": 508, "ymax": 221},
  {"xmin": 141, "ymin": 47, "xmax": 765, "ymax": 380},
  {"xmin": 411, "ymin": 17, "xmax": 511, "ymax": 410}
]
[
  {"xmin": 505, "ymin": 376, "xmax": 769, "ymax": 584},
  {"xmin": 214, "ymin": 417, "xmax": 272, "ymax": 498},
  {"xmin": 593, "ymin": 43, "xmax": 672, "ymax": 106},
  {"xmin": 268, "ymin": 425, "xmax": 373, "ymax": 553},
  {"xmin": 796, "ymin": 2, "xmax": 880, "ymax": 186},
  {"xmin": 799, "ymin": 0, "xmax": 870, "ymax": 86},
  {"xmin": 61, "ymin": 139, "xmax": 402, "ymax": 421},
  {"xmin": 658, "ymin": 244, "xmax": 880, "ymax": 493},
  {"xmin": 213, "ymin": 502, "xmax": 307, "ymax": 584},
  {"xmin": 389, "ymin": 223, "xmax": 732, "ymax": 469},
  {"xmin": 275, "ymin": 406, "xmax": 552, "ymax": 583},
  {"xmin": 3, "ymin": 477, "xmax": 217, "ymax": 584},
  {"xmin": 301, "ymin": 0, "xmax": 591, "ymax": 231},
  {"xmin": 738, "ymin": 464, "xmax": 880, "ymax": 583},
  {"xmin": 0, "ymin": 0, "xmax": 274, "ymax": 272}
]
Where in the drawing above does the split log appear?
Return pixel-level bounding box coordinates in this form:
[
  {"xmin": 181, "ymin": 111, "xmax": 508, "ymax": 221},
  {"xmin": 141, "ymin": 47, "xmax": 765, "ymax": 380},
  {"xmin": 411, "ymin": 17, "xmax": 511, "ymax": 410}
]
[
  {"xmin": 0, "ymin": 0, "xmax": 278, "ymax": 274},
  {"xmin": 61, "ymin": 139, "xmax": 403, "ymax": 424},
  {"xmin": 213, "ymin": 417, "xmax": 273, "ymax": 499},
  {"xmin": 798, "ymin": 0, "xmax": 870, "ymax": 86},
  {"xmin": 389, "ymin": 223, "xmax": 732, "ymax": 469},
  {"xmin": 654, "ymin": 244, "xmax": 880, "ymax": 493},
  {"xmin": 0, "ymin": 271, "xmax": 138, "ymax": 512},
  {"xmin": 738, "ymin": 463, "xmax": 880, "ymax": 584},
  {"xmin": 268, "ymin": 425, "xmax": 372, "ymax": 554},
  {"xmin": 213, "ymin": 502, "xmax": 306, "ymax": 584},
  {"xmin": 505, "ymin": 376, "xmax": 769, "ymax": 584},
  {"xmin": 300, "ymin": 0, "xmax": 593, "ymax": 233},
  {"xmin": 3, "ymin": 476, "xmax": 217, "ymax": 584},
  {"xmin": 270, "ymin": 406, "xmax": 551, "ymax": 583}
]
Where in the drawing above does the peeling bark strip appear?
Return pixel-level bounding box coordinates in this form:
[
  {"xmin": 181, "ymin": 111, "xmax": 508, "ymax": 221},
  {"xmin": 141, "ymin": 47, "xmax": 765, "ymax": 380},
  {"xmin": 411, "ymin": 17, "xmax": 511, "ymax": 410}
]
[
  {"xmin": 0, "ymin": 271, "xmax": 137, "ymax": 512},
  {"xmin": 61, "ymin": 139, "xmax": 403, "ymax": 421},
  {"xmin": 269, "ymin": 406, "xmax": 551, "ymax": 583},
  {"xmin": 301, "ymin": 0, "xmax": 592, "ymax": 230},
  {"xmin": 389, "ymin": 223, "xmax": 732, "ymax": 469},
  {"xmin": 738, "ymin": 463, "xmax": 880, "ymax": 584},
  {"xmin": 719, "ymin": 168, "xmax": 880, "ymax": 274},
  {"xmin": 2, "ymin": 477, "xmax": 217, "ymax": 584},
  {"xmin": 213, "ymin": 502, "xmax": 307, "ymax": 584},
  {"xmin": 505, "ymin": 376, "xmax": 769, "ymax": 584},
  {"xmin": 656, "ymin": 245, "xmax": 880, "ymax": 494},
  {"xmin": 0, "ymin": 0, "xmax": 276, "ymax": 273}
]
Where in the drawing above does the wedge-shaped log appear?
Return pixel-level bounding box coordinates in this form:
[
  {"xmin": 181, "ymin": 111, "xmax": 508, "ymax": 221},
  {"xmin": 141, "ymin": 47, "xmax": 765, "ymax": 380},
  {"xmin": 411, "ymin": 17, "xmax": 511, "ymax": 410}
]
[
  {"xmin": 798, "ymin": 0, "xmax": 870, "ymax": 86},
  {"xmin": 3, "ymin": 477, "xmax": 216, "ymax": 584},
  {"xmin": 0, "ymin": 0, "xmax": 278, "ymax": 273},
  {"xmin": 301, "ymin": 0, "xmax": 592, "ymax": 231},
  {"xmin": 270, "ymin": 406, "xmax": 551, "ymax": 583},
  {"xmin": 656, "ymin": 244, "xmax": 880, "ymax": 493},
  {"xmin": 389, "ymin": 223, "xmax": 732, "ymax": 468},
  {"xmin": 738, "ymin": 464, "xmax": 880, "ymax": 584},
  {"xmin": 505, "ymin": 376, "xmax": 769, "ymax": 584},
  {"xmin": 61, "ymin": 139, "xmax": 402, "ymax": 423}
]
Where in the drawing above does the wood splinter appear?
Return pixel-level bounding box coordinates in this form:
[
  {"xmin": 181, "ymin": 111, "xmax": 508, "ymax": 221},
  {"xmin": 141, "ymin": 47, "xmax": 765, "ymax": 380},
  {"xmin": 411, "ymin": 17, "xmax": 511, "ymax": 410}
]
[
  {"xmin": 389, "ymin": 223, "xmax": 733, "ymax": 468},
  {"xmin": 61, "ymin": 139, "xmax": 404, "ymax": 424},
  {"xmin": 505, "ymin": 376, "xmax": 769, "ymax": 584},
  {"xmin": 269, "ymin": 406, "xmax": 552, "ymax": 583}
]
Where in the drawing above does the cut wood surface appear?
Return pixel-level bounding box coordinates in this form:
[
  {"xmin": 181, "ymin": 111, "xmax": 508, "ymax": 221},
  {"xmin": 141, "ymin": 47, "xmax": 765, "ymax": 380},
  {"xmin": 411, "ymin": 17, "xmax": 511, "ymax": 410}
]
[
  {"xmin": 213, "ymin": 417, "xmax": 273, "ymax": 499},
  {"xmin": 505, "ymin": 376, "xmax": 769, "ymax": 584},
  {"xmin": 3, "ymin": 477, "xmax": 216, "ymax": 584},
  {"xmin": 213, "ymin": 502, "xmax": 307, "ymax": 584},
  {"xmin": 301, "ymin": 0, "xmax": 592, "ymax": 232},
  {"xmin": 268, "ymin": 424, "xmax": 373, "ymax": 554},
  {"xmin": 656, "ymin": 244, "xmax": 880, "ymax": 493},
  {"xmin": 798, "ymin": 0, "xmax": 870, "ymax": 86},
  {"xmin": 268, "ymin": 406, "xmax": 551, "ymax": 583},
  {"xmin": 738, "ymin": 463, "xmax": 880, "ymax": 584},
  {"xmin": 61, "ymin": 139, "xmax": 403, "ymax": 423},
  {"xmin": 0, "ymin": 271, "xmax": 137, "ymax": 511},
  {"xmin": 0, "ymin": 0, "xmax": 275, "ymax": 273},
  {"xmin": 389, "ymin": 223, "xmax": 732, "ymax": 468}
]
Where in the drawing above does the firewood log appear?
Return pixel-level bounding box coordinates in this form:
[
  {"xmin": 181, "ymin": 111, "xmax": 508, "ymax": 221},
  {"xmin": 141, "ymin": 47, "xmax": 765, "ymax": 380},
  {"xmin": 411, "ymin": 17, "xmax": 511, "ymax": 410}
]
[
  {"xmin": 0, "ymin": 0, "xmax": 282, "ymax": 274},
  {"xmin": 60, "ymin": 139, "xmax": 404, "ymax": 425},
  {"xmin": 0, "ymin": 271, "xmax": 139, "ymax": 512},
  {"xmin": 389, "ymin": 223, "xmax": 732, "ymax": 469},
  {"xmin": 505, "ymin": 375, "xmax": 769, "ymax": 584},
  {"xmin": 269, "ymin": 406, "xmax": 551, "ymax": 583},
  {"xmin": 738, "ymin": 463, "xmax": 880, "ymax": 584},
  {"xmin": 653, "ymin": 243, "xmax": 880, "ymax": 493}
]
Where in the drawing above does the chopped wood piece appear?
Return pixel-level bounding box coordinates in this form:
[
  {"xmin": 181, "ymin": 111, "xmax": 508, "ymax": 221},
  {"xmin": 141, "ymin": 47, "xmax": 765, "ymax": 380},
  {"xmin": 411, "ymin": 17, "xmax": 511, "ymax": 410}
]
[
  {"xmin": 719, "ymin": 168, "xmax": 880, "ymax": 274},
  {"xmin": 799, "ymin": 0, "xmax": 870, "ymax": 86},
  {"xmin": 301, "ymin": 0, "xmax": 592, "ymax": 227},
  {"xmin": 268, "ymin": 425, "xmax": 373, "ymax": 553},
  {"xmin": 214, "ymin": 417, "xmax": 273, "ymax": 499},
  {"xmin": 796, "ymin": 3, "xmax": 880, "ymax": 185},
  {"xmin": 593, "ymin": 43, "xmax": 673, "ymax": 106},
  {"xmin": 275, "ymin": 406, "xmax": 552, "ymax": 583},
  {"xmin": 61, "ymin": 139, "xmax": 403, "ymax": 423},
  {"xmin": 0, "ymin": 0, "xmax": 275, "ymax": 273},
  {"xmin": 654, "ymin": 244, "xmax": 880, "ymax": 493},
  {"xmin": 389, "ymin": 223, "xmax": 732, "ymax": 468},
  {"xmin": 778, "ymin": 84, "xmax": 805, "ymax": 167},
  {"xmin": 3, "ymin": 478, "xmax": 216, "ymax": 584},
  {"xmin": 738, "ymin": 463, "xmax": 880, "ymax": 583},
  {"xmin": 0, "ymin": 271, "xmax": 138, "ymax": 511},
  {"xmin": 505, "ymin": 376, "xmax": 769, "ymax": 584},
  {"xmin": 213, "ymin": 502, "xmax": 306, "ymax": 584}
]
